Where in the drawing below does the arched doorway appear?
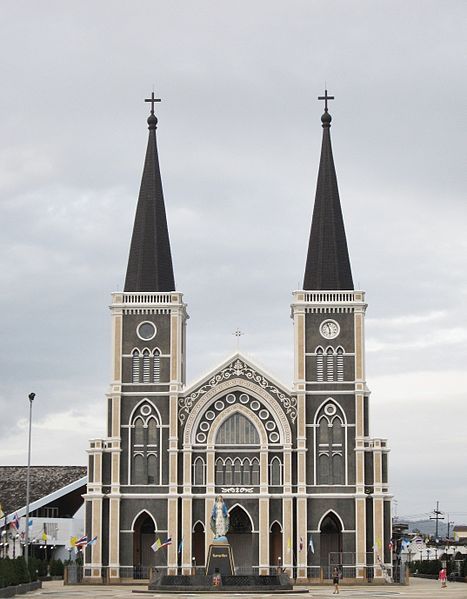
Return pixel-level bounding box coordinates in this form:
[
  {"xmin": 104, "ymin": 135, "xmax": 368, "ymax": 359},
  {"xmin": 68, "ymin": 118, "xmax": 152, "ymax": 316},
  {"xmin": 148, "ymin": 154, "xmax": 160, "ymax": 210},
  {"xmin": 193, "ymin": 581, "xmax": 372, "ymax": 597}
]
[
  {"xmin": 319, "ymin": 512, "xmax": 343, "ymax": 578},
  {"xmin": 133, "ymin": 512, "xmax": 157, "ymax": 574},
  {"xmin": 270, "ymin": 522, "xmax": 282, "ymax": 571},
  {"xmin": 193, "ymin": 521, "xmax": 205, "ymax": 567},
  {"xmin": 228, "ymin": 505, "xmax": 254, "ymax": 573}
]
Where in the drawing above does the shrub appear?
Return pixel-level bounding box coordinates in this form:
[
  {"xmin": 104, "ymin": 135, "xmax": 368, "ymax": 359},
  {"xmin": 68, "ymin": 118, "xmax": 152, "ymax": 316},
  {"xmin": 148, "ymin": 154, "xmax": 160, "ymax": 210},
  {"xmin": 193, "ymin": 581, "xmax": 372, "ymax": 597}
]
[{"xmin": 50, "ymin": 559, "xmax": 64, "ymax": 577}]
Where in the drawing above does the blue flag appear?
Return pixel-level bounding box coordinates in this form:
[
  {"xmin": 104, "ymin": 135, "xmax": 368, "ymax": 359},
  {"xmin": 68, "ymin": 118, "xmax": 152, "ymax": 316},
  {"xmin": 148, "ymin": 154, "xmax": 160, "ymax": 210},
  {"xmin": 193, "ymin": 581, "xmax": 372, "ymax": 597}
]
[{"xmin": 178, "ymin": 538, "xmax": 183, "ymax": 554}]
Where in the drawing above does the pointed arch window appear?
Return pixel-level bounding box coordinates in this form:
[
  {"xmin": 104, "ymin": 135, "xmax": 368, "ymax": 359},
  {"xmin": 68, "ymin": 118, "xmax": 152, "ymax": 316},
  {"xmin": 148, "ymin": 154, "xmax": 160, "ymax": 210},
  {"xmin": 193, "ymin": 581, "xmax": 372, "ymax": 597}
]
[
  {"xmin": 251, "ymin": 458, "xmax": 260, "ymax": 485},
  {"xmin": 315, "ymin": 402, "xmax": 346, "ymax": 485},
  {"xmin": 130, "ymin": 402, "xmax": 161, "ymax": 485},
  {"xmin": 224, "ymin": 459, "xmax": 233, "ymax": 485},
  {"xmin": 270, "ymin": 457, "xmax": 282, "ymax": 486},
  {"xmin": 215, "ymin": 458, "xmax": 224, "ymax": 485},
  {"xmin": 153, "ymin": 349, "xmax": 161, "ymax": 383},
  {"xmin": 132, "ymin": 350, "xmax": 141, "ymax": 383},
  {"xmin": 193, "ymin": 457, "xmax": 205, "ymax": 486}
]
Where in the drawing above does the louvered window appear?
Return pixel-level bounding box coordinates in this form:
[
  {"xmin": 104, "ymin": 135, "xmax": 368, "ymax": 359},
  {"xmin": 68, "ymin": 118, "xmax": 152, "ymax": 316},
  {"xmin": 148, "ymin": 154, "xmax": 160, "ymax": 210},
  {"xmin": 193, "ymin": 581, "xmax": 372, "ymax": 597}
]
[
  {"xmin": 336, "ymin": 347, "xmax": 344, "ymax": 381},
  {"xmin": 326, "ymin": 348, "xmax": 334, "ymax": 381},
  {"xmin": 132, "ymin": 350, "xmax": 140, "ymax": 383},
  {"xmin": 316, "ymin": 347, "xmax": 324, "ymax": 382},
  {"xmin": 153, "ymin": 349, "xmax": 161, "ymax": 382},
  {"xmin": 142, "ymin": 350, "xmax": 150, "ymax": 383}
]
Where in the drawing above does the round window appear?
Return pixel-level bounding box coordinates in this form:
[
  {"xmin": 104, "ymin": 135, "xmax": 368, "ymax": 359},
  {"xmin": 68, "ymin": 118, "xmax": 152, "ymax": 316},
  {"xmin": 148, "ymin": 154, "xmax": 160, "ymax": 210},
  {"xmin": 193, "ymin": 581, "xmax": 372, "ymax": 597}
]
[{"xmin": 137, "ymin": 321, "xmax": 157, "ymax": 341}]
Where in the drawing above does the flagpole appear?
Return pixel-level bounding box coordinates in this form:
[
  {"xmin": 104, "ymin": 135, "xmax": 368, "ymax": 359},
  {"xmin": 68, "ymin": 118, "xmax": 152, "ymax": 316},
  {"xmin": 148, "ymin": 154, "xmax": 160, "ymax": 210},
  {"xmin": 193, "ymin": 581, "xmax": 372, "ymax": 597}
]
[{"xmin": 24, "ymin": 392, "xmax": 35, "ymax": 565}]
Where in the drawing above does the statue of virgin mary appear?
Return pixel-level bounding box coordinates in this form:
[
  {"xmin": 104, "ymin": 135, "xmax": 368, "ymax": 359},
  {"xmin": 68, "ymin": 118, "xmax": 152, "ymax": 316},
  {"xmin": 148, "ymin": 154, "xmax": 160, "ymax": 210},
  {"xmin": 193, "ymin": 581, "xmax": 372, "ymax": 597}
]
[{"xmin": 210, "ymin": 495, "xmax": 229, "ymax": 540}]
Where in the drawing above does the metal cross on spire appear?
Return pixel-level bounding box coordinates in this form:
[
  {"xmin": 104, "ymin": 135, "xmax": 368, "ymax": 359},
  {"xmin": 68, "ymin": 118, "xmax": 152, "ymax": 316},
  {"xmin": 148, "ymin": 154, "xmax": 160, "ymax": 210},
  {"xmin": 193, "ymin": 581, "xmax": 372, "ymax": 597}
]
[
  {"xmin": 233, "ymin": 328, "xmax": 244, "ymax": 350},
  {"xmin": 318, "ymin": 89, "xmax": 334, "ymax": 112},
  {"xmin": 145, "ymin": 91, "xmax": 161, "ymax": 114}
]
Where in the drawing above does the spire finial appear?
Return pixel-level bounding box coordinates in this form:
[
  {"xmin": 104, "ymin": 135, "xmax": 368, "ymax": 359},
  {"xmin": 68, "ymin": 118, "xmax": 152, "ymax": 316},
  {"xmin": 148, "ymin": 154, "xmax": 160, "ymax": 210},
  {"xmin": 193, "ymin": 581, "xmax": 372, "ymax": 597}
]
[
  {"xmin": 318, "ymin": 89, "xmax": 334, "ymax": 127},
  {"xmin": 144, "ymin": 91, "xmax": 161, "ymax": 129}
]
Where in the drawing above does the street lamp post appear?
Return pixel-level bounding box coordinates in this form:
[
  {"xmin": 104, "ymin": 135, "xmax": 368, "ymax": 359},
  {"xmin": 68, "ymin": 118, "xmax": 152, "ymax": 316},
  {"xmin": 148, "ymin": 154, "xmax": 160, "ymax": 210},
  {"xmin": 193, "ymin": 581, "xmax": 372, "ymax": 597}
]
[{"xmin": 24, "ymin": 392, "xmax": 35, "ymax": 564}]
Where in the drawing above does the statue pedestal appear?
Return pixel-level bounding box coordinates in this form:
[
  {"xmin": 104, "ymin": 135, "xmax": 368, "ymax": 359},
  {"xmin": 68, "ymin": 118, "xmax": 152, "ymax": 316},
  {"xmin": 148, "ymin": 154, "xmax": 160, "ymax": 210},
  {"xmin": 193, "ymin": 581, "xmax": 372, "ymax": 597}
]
[{"xmin": 206, "ymin": 540, "xmax": 235, "ymax": 575}]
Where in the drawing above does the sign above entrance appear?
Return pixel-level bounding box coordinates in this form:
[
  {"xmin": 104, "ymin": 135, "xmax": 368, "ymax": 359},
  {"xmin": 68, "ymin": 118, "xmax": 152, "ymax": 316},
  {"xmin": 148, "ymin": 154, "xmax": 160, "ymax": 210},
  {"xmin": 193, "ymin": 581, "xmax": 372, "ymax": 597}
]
[{"xmin": 221, "ymin": 487, "xmax": 254, "ymax": 494}]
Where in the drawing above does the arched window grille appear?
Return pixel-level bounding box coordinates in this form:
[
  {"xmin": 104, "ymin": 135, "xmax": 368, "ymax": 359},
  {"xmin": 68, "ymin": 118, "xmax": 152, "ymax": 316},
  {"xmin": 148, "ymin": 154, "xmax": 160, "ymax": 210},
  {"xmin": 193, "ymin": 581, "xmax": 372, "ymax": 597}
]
[
  {"xmin": 142, "ymin": 350, "xmax": 151, "ymax": 383},
  {"xmin": 153, "ymin": 349, "xmax": 161, "ymax": 383},
  {"xmin": 336, "ymin": 347, "xmax": 344, "ymax": 381},
  {"xmin": 132, "ymin": 350, "xmax": 140, "ymax": 383},
  {"xmin": 270, "ymin": 457, "xmax": 282, "ymax": 486},
  {"xmin": 216, "ymin": 413, "xmax": 259, "ymax": 445},
  {"xmin": 130, "ymin": 402, "xmax": 161, "ymax": 485},
  {"xmin": 326, "ymin": 347, "xmax": 334, "ymax": 381},
  {"xmin": 316, "ymin": 347, "xmax": 324, "ymax": 382},
  {"xmin": 193, "ymin": 457, "xmax": 205, "ymax": 486}
]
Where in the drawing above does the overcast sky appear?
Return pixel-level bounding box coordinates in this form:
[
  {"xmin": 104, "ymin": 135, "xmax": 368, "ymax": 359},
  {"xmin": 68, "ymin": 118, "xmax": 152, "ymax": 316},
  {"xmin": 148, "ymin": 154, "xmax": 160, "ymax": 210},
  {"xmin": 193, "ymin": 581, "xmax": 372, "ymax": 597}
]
[{"xmin": 1, "ymin": 1, "xmax": 466, "ymax": 527}]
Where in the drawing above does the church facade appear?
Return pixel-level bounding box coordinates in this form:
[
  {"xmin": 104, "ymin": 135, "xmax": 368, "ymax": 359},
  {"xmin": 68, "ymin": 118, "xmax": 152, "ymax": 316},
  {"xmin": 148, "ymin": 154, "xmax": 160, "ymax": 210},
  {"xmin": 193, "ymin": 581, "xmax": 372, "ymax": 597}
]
[{"xmin": 83, "ymin": 93, "xmax": 392, "ymax": 582}]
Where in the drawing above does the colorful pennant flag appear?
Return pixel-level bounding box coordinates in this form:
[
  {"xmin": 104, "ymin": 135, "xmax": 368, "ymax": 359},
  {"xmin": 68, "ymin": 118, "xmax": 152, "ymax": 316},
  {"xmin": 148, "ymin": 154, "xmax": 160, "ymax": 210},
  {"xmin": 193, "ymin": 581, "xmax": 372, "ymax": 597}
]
[
  {"xmin": 160, "ymin": 537, "xmax": 172, "ymax": 549},
  {"xmin": 178, "ymin": 538, "xmax": 184, "ymax": 554},
  {"xmin": 75, "ymin": 535, "xmax": 88, "ymax": 548},
  {"xmin": 11, "ymin": 513, "xmax": 20, "ymax": 530},
  {"xmin": 87, "ymin": 536, "xmax": 98, "ymax": 546},
  {"xmin": 151, "ymin": 538, "xmax": 162, "ymax": 553}
]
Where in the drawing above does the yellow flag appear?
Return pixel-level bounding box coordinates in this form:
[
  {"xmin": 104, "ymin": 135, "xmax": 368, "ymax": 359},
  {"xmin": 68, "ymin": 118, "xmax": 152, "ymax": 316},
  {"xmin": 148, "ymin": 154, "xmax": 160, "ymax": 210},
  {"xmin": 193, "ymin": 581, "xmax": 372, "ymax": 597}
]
[
  {"xmin": 151, "ymin": 537, "xmax": 162, "ymax": 552},
  {"xmin": 42, "ymin": 532, "xmax": 47, "ymax": 542},
  {"xmin": 70, "ymin": 536, "xmax": 78, "ymax": 547}
]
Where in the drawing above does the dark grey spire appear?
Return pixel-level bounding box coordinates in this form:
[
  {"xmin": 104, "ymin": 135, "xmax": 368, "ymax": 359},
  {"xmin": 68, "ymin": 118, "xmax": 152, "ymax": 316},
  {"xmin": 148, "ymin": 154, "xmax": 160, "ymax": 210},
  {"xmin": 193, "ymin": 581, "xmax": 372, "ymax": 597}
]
[
  {"xmin": 124, "ymin": 95, "xmax": 175, "ymax": 292},
  {"xmin": 303, "ymin": 91, "xmax": 354, "ymax": 290}
]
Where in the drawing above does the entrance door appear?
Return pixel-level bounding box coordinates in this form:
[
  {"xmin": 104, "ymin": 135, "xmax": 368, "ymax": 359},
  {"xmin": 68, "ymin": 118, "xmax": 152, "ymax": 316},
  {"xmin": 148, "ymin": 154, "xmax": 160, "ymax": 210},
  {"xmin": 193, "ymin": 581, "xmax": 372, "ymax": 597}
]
[
  {"xmin": 193, "ymin": 522, "xmax": 205, "ymax": 567},
  {"xmin": 320, "ymin": 512, "xmax": 343, "ymax": 578},
  {"xmin": 133, "ymin": 512, "xmax": 158, "ymax": 576},
  {"xmin": 228, "ymin": 506, "xmax": 254, "ymax": 574},
  {"xmin": 270, "ymin": 522, "xmax": 282, "ymax": 570}
]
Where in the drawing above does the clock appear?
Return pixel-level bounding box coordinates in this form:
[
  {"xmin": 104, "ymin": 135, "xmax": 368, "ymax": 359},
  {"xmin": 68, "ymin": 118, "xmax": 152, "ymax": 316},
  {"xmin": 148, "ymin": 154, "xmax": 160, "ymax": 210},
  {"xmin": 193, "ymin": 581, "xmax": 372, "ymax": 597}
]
[
  {"xmin": 137, "ymin": 321, "xmax": 157, "ymax": 341},
  {"xmin": 319, "ymin": 319, "xmax": 340, "ymax": 339}
]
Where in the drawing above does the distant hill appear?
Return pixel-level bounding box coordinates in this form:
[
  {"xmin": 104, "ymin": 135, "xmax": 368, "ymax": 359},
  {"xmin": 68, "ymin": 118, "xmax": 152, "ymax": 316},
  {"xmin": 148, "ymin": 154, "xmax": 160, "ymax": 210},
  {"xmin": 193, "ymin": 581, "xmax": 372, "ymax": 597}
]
[{"xmin": 406, "ymin": 520, "xmax": 449, "ymax": 538}]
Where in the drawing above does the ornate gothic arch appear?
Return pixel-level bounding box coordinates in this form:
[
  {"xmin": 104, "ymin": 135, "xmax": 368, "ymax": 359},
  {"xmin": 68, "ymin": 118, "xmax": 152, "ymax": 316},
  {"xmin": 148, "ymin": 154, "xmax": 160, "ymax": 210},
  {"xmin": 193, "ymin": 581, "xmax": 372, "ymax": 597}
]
[{"xmin": 183, "ymin": 381, "xmax": 292, "ymax": 447}]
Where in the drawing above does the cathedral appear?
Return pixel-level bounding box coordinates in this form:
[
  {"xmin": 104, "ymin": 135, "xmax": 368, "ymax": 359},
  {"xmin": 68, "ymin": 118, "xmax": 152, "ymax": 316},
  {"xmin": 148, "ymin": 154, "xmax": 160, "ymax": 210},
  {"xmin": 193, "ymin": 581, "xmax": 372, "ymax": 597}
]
[{"xmin": 83, "ymin": 91, "xmax": 392, "ymax": 583}]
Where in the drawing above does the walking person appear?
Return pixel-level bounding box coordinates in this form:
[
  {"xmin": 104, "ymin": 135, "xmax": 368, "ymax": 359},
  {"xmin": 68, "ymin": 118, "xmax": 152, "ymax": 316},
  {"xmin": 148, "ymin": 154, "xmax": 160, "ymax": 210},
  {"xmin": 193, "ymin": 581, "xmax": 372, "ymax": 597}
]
[
  {"xmin": 439, "ymin": 567, "xmax": 447, "ymax": 589},
  {"xmin": 332, "ymin": 566, "xmax": 340, "ymax": 594}
]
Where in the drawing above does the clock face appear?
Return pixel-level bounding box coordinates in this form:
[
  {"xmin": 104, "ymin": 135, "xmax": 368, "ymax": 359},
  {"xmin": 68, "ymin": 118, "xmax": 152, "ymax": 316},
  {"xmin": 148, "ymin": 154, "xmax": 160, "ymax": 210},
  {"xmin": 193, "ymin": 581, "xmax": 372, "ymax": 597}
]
[
  {"xmin": 137, "ymin": 321, "xmax": 157, "ymax": 341},
  {"xmin": 320, "ymin": 319, "xmax": 340, "ymax": 339}
]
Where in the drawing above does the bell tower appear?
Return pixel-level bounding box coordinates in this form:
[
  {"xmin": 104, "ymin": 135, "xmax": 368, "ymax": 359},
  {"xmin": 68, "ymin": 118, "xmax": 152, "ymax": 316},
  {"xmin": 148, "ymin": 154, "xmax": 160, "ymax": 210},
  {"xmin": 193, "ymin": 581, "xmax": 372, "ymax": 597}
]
[
  {"xmin": 292, "ymin": 92, "xmax": 391, "ymax": 581},
  {"xmin": 84, "ymin": 94, "xmax": 188, "ymax": 582}
]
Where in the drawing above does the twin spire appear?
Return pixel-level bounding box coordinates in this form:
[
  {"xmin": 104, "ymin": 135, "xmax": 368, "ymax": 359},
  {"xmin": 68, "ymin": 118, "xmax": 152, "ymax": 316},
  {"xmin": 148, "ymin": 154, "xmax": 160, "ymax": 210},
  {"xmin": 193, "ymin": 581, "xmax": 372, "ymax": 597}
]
[
  {"xmin": 124, "ymin": 90, "xmax": 353, "ymax": 293},
  {"xmin": 303, "ymin": 91, "xmax": 354, "ymax": 290},
  {"xmin": 124, "ymin": 93, "xmax": 175, "ymax": 292}
]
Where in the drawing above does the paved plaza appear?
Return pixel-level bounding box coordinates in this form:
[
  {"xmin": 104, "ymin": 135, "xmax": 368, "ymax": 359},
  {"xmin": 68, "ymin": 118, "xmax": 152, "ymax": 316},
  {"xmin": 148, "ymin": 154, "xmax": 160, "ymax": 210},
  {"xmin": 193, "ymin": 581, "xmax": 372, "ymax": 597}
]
[{"xmin": 28, "ymin": 579, "xmax": 467, "ymax": 598}]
